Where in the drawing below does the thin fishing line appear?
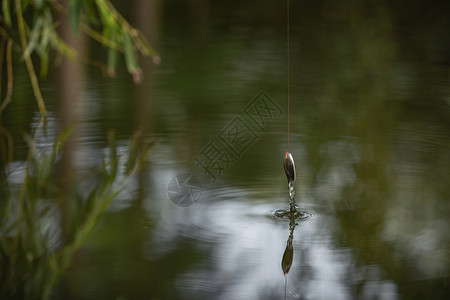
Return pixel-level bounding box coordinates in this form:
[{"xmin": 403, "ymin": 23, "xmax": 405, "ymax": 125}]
[
  {"xmin": 287, "ymin": 0, "xmax": 290, "ymax": 151},
  {"xmin": 284, "ymin": 274, "xmax": 288, "ymax": 300}
]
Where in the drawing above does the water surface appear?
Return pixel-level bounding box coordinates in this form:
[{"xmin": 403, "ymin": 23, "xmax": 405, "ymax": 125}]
[{"xmin": 1, "ymin": 0, "xmax": 449, "ymax": 299}]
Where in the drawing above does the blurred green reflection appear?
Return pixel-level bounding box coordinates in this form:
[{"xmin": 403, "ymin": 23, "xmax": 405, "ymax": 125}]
[{"xmin": 1, "ymin": 0, "xmax": 449, "ymax": 299}]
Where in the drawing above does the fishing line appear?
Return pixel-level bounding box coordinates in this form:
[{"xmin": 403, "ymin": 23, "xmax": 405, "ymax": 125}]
[
  {"xmin": 284, "ymin": 274, "xmax": 288, "ymax": 299},
  {"xmin": 287, "ymin": 0, "xmax": 290, "ymax": 151}
]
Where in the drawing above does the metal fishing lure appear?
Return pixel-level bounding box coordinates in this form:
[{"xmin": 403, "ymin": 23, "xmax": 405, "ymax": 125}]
[
  {"xmin": 283, "ymin": 152, "xmax": 296, "ymax": 184},
  {"xmin": 284, "ymin": 152, "xmax": 296, "ymax": 201}
]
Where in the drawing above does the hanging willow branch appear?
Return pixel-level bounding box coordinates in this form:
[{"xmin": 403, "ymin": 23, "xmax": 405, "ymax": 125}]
[
  {"xmin": 0, "ymin": 0, "xmax": 159, "ymax": 117},
  {"xmin": 15, "ymin": 0, "xmax": 47, "ymax": 116},
  {"xmin": 0, "ymin": 39, "xmax": 13, "ymax": 114}
]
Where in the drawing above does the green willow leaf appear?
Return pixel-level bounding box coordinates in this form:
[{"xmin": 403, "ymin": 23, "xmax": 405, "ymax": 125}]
[
  {"xmin": 53, "ymin": 123, "xmax": 75, "ymax": 157},
  {"xmin": 39, "ymin": 51, "xmax": 49, "ymax": 78},
  {"xmin": 125, "ymin": 132, "xmax": 139, "ymax": 175},
  {"xmin": 69, "ymin": 0, "xmax": 84, "ymax": 34},
  {"xmin": 106, "ymin": 26, "xmax": 118, "ymax": 76},
  {"xmin": 54, "ymin": 36, "xmax": 76, "ymax": 60},
  {"xmin": 96, "ymin": 0, "xmax": 115, "ymax": 27},
  {"xmin": 84, "ymin": 0, "xmax": 100, "ymax": 26},
  {"xmin": 39, "ymin": 23, "xmax": 51, "ymax": 52},
  {"xmin": 107, "ymin": 46, "xmax": 118, "ymax": 77},
  {"xmin": 26, "ymin": 17, "xmax": 44, "ymax": 56},
  {"xmin": 123, "ymin": 33, "xmax": 138, "ymax": 73},
  {"xmin": 2, "ymin": 0, "xmax": 12, "ymax": 27}
]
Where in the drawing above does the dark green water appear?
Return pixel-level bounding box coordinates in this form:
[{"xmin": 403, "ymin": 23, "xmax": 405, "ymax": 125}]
[{"xmin": 1, "ymin": 0, "xmax": 450, "ymax": 299}]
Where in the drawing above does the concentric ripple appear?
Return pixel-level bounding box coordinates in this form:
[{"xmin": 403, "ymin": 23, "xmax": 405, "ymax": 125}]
[{"xmin": 269, "ymin": 207, "xmax": 315, "ymax": 221}]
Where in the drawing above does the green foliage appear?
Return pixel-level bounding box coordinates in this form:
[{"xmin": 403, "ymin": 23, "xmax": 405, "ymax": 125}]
[
  {"xmin": 0, "ymin": 120, "xmax": 153, "ymax": 299},
  {"xmin": 0, "ymin": 0, "xmax": 159, "ymax": 117},
  {"xmin": 69, "ymin": 0, "xmax": 84, "ymax": 34},
  {"xmin": 1, "ymin": 0, "xmax": 12, "ymax": 27}
]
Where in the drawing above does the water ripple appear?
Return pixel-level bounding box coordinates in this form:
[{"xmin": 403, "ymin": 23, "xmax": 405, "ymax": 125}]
[{"xmin": 269, "ymin": 208, "xmax": 315, "ymax": 221}]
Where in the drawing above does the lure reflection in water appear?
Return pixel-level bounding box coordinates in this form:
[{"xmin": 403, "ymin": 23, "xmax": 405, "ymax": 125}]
[
  {"xmin": 281, "ymin": 213, "xmax": 296, "ymax": 275},
  {"xmin": 279, "ymin": 152, "xmax": 315, "ymax": 298},
  {"xmin": 281, "ymin": 211, "xmax": 297, "ymax": 299},
  {"xmin": 284, "ymin": 152, "xmax": 296, "ymax": 211}
]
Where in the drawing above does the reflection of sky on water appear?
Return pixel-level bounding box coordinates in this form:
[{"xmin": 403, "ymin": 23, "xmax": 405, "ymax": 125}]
[
  {"xmin": 144, "ymin": 173, "xmax": 395, "ymax": 299},
  {"xmin": 1, "ymin": 0, "xmax": 448, "ymax": 298},
  {"xmin": 7, "ymin": 105, "xmax": 447, "ymax": 298},
  {"xmin": 137, "ymin": 120, "xmax": 448, "ymax": 298}
]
